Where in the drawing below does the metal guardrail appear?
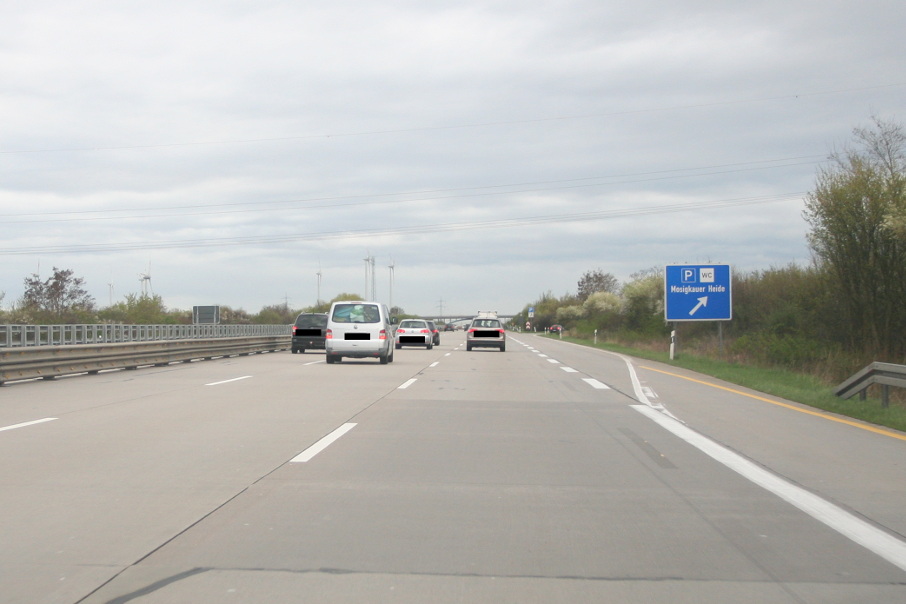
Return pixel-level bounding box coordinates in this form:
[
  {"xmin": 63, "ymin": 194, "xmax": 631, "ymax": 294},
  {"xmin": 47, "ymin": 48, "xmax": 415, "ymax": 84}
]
[
  {"xmin": 1, "ymin": 326, "xmax": 291, "ymax": 385},
  {"xmin": 834, "ymin": 362, "xmax": 906, "ymax": 408},
  {"xmin": 0, "ymin": 323, "xmax": 287, "ymax": 347}
]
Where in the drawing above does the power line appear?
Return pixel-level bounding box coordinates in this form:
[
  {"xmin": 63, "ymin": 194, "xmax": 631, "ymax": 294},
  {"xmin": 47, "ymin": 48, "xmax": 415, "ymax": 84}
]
[
  {"xmin": 1, "ymin": 82, "xmax": 902, "ymax": 155},
  {"xmin": 0, "ymin": 192, "xmax": 804, "ymax": 256},
  {"xmin": 0, "ymin": 155, "xmax": 822, "ymax": 225}
]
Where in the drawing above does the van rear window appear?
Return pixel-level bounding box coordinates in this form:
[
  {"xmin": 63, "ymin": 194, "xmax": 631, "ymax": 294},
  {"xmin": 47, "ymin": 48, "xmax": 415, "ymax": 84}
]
[
  {"xmin": 295, "ymin": 314, "xmax": 327, "ymax": 328},
  {"xmin": 331, "ymin": 304, "xmax": 380, "ymax": 323}
]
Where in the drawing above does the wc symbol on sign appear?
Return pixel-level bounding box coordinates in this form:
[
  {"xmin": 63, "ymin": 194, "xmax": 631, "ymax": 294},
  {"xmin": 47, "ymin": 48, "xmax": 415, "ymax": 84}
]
[{"xmin": 682, "ymin": 267, "xmax": 715, "ymax": 284}]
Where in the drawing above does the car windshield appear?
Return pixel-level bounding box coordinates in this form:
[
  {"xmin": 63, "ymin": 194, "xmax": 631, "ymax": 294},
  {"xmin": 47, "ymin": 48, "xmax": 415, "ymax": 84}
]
[
  {"xmin": 331, "ymin": 304, "xmax": 380, "ymax": 323},
  {"xmin": 399, "ymin": 320, "xmax": 426, "ymax": 329}
]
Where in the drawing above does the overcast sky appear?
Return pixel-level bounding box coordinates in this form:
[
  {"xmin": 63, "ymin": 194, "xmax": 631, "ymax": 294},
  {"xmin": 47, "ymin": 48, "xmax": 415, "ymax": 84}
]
[{"xmin": 1, "ymin": 1, "xmax": 903, "ymax": 317}]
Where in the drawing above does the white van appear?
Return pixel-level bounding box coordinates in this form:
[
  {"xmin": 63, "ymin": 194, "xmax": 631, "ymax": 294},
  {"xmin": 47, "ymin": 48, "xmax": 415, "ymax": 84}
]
[{"xmin": 325, "ymin": 301, "xmax": 396, "ymax": 364}]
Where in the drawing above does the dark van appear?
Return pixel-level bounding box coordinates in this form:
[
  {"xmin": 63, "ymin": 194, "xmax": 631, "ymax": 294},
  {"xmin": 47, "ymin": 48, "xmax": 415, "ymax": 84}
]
[{"xmin": 291, "ymin": 313, "xmax": 328, "ymax": 353}]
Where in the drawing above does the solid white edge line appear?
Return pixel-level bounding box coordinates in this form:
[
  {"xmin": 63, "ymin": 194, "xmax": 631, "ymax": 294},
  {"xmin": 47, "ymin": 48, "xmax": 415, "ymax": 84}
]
[
  {"xmin": 632, "ymin": 404, "xmax": 906, "ymax": 573},
  {"xmin": 1, "ymin": 417, "xmax": 58, "ymax": 432},
  {"xmin": 205, "ymin": 376, "xmax": 253, "ymax": 386},
  {"xmin": 606, "ymin": 350, "xmax": 678, "ymax": 419},
  {"xmin": 291, "ymin": 423, "xmax": 358, "ymax": 463},
  {"xmin": 582, "ymin": 378, "xmax": 610, "ymax": 390},
  {"xmin": 399, "ymin": 378, "xmax": 417, "ymax": 389}
]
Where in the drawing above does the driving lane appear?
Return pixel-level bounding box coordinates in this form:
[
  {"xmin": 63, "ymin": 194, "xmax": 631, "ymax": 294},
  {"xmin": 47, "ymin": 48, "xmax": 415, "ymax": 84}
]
[
  {"xmin": 58, "ymin": 334, "xmax": 906, "ymax": 603},
  {"xmin": 0, "ymin": 347, "xmax": 434, "ymax": 604},
  {"xmin": 529, "ymin": 334, "xmax": 906, "ymax": 547}
]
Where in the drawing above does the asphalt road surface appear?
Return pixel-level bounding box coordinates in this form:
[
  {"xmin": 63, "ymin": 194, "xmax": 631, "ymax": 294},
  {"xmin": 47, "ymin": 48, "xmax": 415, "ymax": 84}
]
[{"xmin": 1, "ymin": 332, "xmax": 905, "ymax": 603}]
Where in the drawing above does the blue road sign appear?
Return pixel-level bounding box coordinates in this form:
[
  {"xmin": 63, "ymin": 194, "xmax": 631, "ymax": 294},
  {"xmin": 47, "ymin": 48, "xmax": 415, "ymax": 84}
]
[{"xmin": 665, "ymin": 264, "xmax": 732, "ymax": 321}]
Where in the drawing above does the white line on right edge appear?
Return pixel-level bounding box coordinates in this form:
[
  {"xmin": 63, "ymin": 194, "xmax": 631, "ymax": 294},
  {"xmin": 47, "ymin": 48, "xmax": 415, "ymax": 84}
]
[
  {"xmin": 633, "ymin": 404, "xmax": 906, "ymax": 573},
  {"xmin": 608, "ymin": 351, "xmax": 677, "ymax": 419}
]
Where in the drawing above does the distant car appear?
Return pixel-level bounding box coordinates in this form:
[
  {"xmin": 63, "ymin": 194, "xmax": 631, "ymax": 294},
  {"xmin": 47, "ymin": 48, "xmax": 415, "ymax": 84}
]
[
  {"xmin": 426, "ymin": 320, "xmax": 441, "ymax": 345},
  {"xmin": 291, "ymin": 313, "xmax": 328, "ymax": 353},
  {"xmin": 549, "ymin": 324, "xmax": 562, "ymax": 334},
  {"xmin": 396, "ymin": 319, "xmax": 434, "ymax": 349},
  {"xmin": 466, "ymin": 317, "xmax": 506, "ymax": 352},
  {"xmin": 443, "ymin": 324, "xmax": 455, "ymax": 332}
]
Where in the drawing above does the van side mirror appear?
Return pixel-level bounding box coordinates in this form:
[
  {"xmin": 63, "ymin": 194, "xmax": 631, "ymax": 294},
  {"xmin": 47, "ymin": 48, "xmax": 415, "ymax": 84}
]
[{"xmin": 391, "ymin": 317, "xmax": 398, "ymax": 324}]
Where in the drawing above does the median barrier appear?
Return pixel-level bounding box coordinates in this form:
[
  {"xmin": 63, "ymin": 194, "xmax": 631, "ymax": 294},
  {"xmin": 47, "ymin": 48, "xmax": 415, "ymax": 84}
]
[{"xmin": 0, "ymin": 335, "xmax": 290, "ymax": 385}]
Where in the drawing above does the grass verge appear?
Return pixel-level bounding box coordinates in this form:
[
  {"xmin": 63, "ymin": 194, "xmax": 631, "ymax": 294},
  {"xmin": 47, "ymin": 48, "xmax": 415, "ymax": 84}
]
[{"xmin": 550, "ymin": 335, "xmax": 906, "ymax": 434}]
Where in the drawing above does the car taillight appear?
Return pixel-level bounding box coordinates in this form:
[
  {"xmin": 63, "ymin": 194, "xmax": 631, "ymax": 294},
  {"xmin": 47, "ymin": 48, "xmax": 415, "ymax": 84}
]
[
  {"xmin": 421, "ymin": 329, "xmax": 429, "ymax": 333},
  {"xmin": 397, "ymin": 329, "xmax": 405, "ymax": 333},
  {"xmin": 468, "ymin": 329, "xmax": 476, "ymax": 334},
  {"xmin": 326, "ymin": 329, "xmax": 333, "ymax": 339}
]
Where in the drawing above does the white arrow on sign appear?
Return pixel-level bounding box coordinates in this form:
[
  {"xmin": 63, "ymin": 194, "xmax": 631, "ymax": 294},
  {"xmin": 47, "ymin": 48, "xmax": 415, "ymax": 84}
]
[{"xmin": 689, "ymin": 296, "xmax": 708, "ymax": 316}]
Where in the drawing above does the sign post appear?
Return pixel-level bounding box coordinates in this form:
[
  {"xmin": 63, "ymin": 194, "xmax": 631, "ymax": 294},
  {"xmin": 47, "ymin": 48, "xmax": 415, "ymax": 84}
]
[{"xmin": 664, "ymin": 265, "xmax": 732, "ymax": 359}]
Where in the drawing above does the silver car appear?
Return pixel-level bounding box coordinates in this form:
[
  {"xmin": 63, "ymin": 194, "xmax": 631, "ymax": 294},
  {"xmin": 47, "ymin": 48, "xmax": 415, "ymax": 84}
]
[
  {"xmin": 396, "ymin": 319, "xmax": 434, "ymax": 349},
  {"xmin": 466, "ymin": 317, "xmax": 506, "ymax": 351}
]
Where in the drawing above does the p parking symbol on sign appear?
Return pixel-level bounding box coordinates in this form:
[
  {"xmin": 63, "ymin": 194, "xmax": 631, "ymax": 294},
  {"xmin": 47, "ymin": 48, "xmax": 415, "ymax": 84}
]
[{"xmin": 682, "ymin": 268, "xmax": 696, "ymax": 283}]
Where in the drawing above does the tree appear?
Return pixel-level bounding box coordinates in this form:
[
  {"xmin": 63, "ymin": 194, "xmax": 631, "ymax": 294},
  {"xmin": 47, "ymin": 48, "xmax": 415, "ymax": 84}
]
[
  {"xmin": 803, "ymin": 116, "xmax": 906, "ymax": 357},
  {"xmin": 20, "ymin": 267, "xmax": 96, "ymax": 323},
  {"xmin": 577, "ymin": 269, "xmax": 619, "ymax": 301},
  {"xmin": 254, "ymin": 304, "xmax": 297, "ymax": 325},
  {"xmin": 97, "ymin": 294, "xmax": 183, "ymax": 324},
  {"xmin": 620, "ymin": 269, "xmax": 665, "ymax": 335}
]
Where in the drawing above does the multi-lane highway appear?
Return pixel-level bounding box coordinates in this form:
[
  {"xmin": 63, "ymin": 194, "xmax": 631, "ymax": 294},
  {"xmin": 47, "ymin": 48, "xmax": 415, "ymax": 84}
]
[{"xmin": 2, "ymin": 333, "xmax": 905, "ymax": 603}]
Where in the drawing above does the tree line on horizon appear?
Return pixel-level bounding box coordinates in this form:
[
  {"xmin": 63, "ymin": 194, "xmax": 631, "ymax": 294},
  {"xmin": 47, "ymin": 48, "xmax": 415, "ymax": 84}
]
[
  {"xmin": 0, "ymin": 275, "xmax": 377, "ymax": 328},
  {"xmin": 2, "ymin": 117, "xmax": 904, "ymax": 379},
  {"xmin": 512, "ymin": 117, "xmax": 906, "ymax": 380}
]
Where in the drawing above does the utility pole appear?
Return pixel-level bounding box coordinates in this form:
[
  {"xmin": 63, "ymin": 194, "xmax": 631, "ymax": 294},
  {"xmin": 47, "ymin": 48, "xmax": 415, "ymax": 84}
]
[
  {"xmin": 363, "ymin": 254, "xmax": 376, "ymax": 300},
  {"xmin": 316, "ymin": 262, "xmax": 322, "ymax": 306},
  {"xmin": 388, "ymin": 259, "xmax": 395, "ymax": 312}
]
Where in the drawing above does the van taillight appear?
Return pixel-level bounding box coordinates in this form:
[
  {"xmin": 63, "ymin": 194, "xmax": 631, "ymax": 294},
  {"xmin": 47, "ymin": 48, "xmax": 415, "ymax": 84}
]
[
  {"xmin": 379, "ymin": 329, "xmax": 387, "ymax": 340},
  {"xmin": 326, "ymin": 329, "xmax": 333, "ymax": 339}
]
